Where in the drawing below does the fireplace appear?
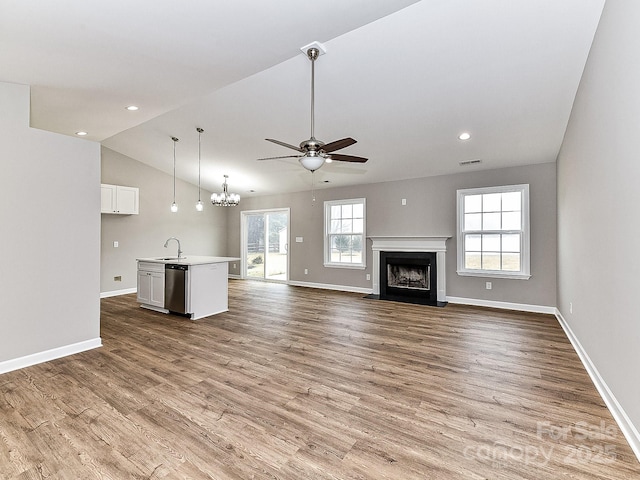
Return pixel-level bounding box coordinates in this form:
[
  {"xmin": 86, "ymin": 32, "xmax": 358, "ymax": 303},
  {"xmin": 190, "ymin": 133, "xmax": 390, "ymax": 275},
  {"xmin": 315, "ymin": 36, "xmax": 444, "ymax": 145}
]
[
  {"xmin": 369, "ymin": 236, "xmax": 450, "ymax": 306},
  {"xmin": 380, "ymin": 251, "xmax": 439, "ymax": 305}
]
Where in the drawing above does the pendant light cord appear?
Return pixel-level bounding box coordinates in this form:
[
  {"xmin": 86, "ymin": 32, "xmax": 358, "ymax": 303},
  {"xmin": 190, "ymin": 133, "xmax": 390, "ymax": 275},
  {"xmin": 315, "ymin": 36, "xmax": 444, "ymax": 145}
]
[
  {"xmin": 197, "ymin": 128, "xmax": 203, "ymax": 202},
  {"xmin": 171, "ymin": 136, "xmax": 179, "ymax": 206}
]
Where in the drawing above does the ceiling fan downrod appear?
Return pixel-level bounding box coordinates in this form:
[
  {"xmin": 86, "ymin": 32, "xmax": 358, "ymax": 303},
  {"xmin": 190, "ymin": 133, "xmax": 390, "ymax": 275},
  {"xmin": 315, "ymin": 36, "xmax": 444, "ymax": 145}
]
[{"xmin": 308, "ymin": 47, "xmax": 319, "ymax": 141}]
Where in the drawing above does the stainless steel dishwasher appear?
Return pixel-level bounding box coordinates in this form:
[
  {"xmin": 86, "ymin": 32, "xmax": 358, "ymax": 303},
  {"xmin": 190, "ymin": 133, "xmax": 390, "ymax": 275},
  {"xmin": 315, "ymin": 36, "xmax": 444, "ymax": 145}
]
[{"xmin": 164, "ymin": 264, "xmax": 188, "ymax": 313}]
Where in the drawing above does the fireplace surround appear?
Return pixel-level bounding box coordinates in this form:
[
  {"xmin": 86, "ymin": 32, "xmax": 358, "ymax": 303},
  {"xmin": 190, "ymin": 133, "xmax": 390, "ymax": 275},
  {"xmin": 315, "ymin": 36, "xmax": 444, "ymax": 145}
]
[{"xmin": 369, "ymin": 236, "xmax": 450, "ymax": 306}]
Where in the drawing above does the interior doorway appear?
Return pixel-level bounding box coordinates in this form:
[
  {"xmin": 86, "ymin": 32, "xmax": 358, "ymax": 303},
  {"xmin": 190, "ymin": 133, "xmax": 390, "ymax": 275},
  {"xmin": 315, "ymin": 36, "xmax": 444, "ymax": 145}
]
[{"xmin": 241, "ymin": 208, "xmax": 289, "ymax": 281}]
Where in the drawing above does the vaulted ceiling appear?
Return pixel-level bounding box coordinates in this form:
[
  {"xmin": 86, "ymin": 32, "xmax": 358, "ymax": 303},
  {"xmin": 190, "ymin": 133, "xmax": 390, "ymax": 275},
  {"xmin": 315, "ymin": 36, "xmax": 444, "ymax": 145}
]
[{"xmin": 1, "ymin": 1, "xmax": 605, "ymax": 196}]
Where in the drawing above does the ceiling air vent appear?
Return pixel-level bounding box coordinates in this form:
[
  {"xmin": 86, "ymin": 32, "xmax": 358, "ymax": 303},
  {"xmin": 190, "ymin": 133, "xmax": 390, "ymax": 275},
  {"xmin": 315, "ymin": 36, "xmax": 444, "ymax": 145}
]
[{"xmin": 459, "ymin": 159, "xmax": 482, "ymax": 166}]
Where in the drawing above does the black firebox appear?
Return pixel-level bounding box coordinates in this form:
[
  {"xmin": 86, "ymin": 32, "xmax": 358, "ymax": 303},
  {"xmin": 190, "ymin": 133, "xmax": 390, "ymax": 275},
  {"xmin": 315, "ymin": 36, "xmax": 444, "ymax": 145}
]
[{"xmin": 379, "ymin": 251, "xmax": 443, "ymax": 306}]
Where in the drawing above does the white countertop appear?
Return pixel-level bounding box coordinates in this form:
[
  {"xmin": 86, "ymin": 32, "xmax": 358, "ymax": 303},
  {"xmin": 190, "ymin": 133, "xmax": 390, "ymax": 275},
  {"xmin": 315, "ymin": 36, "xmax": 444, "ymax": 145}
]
[{"xmin": 137, "ymin": 255, "xmax": 240, "ymax": 266}]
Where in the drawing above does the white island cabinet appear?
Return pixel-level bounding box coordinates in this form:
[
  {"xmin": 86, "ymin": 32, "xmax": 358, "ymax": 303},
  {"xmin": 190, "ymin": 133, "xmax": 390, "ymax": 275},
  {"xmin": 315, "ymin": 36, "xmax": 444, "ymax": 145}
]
[
  {"xmin": 136, "ymin": 256, "xmax": 239, "ymax": 320},
  {"xmin": 137, "ymin": 262, "xmax": 165, "ymax": 309}
]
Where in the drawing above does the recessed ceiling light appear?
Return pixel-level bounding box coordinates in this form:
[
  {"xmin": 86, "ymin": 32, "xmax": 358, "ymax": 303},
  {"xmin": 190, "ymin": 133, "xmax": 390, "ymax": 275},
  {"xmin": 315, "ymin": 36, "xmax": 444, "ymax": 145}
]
[
  {"xmin": 125, "ymin": 105, "xmax": 139, "ymax": 111},
  {"xmin": 458, "ymin": 132, "xmax": 471, "ymax": 141},
  {"xmin": 75, "ymin": 131, "xmax": 88, "ymax": 136}
]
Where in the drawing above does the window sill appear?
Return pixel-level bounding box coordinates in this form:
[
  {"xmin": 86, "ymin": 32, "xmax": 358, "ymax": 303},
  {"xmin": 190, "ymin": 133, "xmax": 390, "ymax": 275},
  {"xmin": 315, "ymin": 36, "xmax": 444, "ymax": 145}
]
[
  {"xmin": 324, "ymin": 263, "xmax": 366, "ymax": 270},
  {"xmin": 457, "ymin": 270, "xmax": 531, "ymax": 280}
]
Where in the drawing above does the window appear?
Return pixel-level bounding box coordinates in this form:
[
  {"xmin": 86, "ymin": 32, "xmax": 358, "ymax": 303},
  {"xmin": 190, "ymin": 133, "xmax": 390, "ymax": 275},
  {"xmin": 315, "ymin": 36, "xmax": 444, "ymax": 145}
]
[
  {"xmin": 324, "ymin": 198, "xmax": 366, "ymax": 269},
  {"xmin": 457, "ymin": 184, "xmax": 530, "ymax": 279}
]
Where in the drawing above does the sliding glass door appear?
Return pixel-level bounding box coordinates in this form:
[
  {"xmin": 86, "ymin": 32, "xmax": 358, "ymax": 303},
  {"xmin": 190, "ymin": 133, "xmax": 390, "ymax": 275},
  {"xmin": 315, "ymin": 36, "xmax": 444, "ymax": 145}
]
[{"xmin": 242, "ymin": 208, "xmax": 289, "ymax": 281}]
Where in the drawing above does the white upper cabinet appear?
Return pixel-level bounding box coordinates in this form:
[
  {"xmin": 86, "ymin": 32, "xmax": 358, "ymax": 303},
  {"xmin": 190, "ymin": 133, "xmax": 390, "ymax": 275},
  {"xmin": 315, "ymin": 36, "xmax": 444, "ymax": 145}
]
[{"xmin": 101, "ymin": 184, "xmax": 139, "ymax": 214}]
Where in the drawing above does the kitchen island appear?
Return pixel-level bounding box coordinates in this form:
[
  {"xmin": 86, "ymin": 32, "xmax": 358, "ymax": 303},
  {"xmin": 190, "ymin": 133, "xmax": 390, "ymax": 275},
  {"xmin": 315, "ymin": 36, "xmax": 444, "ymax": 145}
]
[{"xmin": 136, "ymin": 256, "xmax": 239, "ymax": 320}]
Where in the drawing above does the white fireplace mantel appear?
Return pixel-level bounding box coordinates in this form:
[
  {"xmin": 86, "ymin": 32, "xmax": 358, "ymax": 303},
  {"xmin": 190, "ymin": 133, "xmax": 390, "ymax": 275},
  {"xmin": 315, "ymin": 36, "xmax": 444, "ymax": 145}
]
[{"xmin": 369, "ymin": 236, "xmax": 451, "ymax": 302}]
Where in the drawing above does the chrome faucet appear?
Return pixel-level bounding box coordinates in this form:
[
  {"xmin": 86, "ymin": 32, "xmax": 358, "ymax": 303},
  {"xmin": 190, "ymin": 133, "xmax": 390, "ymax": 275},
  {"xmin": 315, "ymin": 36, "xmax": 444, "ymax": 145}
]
[{"xmin": 164, "ymin": 237, "xmax": 183, "ymax": 258}]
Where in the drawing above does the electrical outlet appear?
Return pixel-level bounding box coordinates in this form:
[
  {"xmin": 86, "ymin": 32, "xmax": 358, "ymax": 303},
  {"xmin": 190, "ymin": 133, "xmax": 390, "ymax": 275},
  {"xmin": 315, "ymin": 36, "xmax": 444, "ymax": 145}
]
[
  {"xmin": 113, "ymin": 241, "xmax": 119, "ymax": 248},
  {"xmin": 366, "ymin": 273, "xmax": 371, "ymax": 281},
  {"xmin": 570, "ymin": 302, "xmax": 573, "ymax": 314},
  {"xmin": 296, "ymin": 236, "xmax": 303, "ymax": 243},
  {"xmin": 485, "ymin": 282, "xmax": 492, "ymax": 290},
  {"xmin": 233, "ymin": 263, "xmax": 237, "ymax": 269},
  {"xmin": 304, "ymin": 268, "xmax": 308, "ymax": 275},
  {"xmin": 401, "ymin": 198, "xmax": 407, "ymax": 206}
]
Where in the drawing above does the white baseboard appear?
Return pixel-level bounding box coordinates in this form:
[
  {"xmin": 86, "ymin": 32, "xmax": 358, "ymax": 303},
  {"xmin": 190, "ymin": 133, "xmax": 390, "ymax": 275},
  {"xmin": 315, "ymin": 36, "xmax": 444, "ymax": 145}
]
[
  {"xmin": 446, "ymin": 296, "xmax": 556, "ymax": 314},
  {"xmin": 287, "ymin": 280, "xmax": 373, "ymax": 295},
  {"xmin": 554, "ymin": 309, "xmax": 640, "ymax": 463},
  {"xmin": 0, "ymin": 338, "xmax": 102, "ymax": 375},
  {"xmin": 100, "ymin": 287, "xmax": 136, "ymax": 298},
  {"xmin": 235, "ymin": 278, "xmax": 556, "ymax": 309},
  {"xmin": 228, "ymin": 274, "xmax": 241, "ymax": 280}
]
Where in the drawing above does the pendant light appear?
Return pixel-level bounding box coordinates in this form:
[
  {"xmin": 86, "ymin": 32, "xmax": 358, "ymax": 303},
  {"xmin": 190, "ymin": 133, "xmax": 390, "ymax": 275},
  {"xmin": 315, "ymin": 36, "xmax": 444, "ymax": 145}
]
[
  {"xmin": 195, "ymin": 127, "xmax": 204, "ymax": 211},
  {"xmin": 170, "ymin": 136, "xmax": 179, "ymax": 212},
  {"xmin": 211, "ymin": 175, "xmax": 240, "ymax": 207}
]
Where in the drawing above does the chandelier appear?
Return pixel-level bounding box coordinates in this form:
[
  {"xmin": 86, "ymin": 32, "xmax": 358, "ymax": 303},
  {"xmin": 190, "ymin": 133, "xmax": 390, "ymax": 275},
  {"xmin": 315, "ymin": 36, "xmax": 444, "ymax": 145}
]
[{"xmin": 211, "ymin": 175, "xmax": 240, "ymax": 207}]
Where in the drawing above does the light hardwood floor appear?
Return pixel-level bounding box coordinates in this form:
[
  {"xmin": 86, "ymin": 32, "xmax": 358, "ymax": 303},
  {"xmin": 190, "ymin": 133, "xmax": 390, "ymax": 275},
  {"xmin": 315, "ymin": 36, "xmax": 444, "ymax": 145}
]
[{"xmin": 1, "ymin": 280, "xmax": 638, "ymax": 479}]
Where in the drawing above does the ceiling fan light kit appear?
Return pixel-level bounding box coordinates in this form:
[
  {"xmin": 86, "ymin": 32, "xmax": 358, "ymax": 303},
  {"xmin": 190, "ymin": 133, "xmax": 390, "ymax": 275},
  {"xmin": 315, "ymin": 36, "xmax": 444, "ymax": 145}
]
[
  {"xmin": 258, "ymin": 41, "xmax": 368, "ymax": 172},
  {"xmin": 299, "ymin": 152, "xmax": 326, "ymax": 172}
]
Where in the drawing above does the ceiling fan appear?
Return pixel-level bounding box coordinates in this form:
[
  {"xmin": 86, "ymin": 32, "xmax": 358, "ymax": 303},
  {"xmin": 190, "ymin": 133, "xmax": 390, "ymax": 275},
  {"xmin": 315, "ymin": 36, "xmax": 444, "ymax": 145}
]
[{"xmin": 258, "ymin": 44, "xmax": 368, "ymax": 172}]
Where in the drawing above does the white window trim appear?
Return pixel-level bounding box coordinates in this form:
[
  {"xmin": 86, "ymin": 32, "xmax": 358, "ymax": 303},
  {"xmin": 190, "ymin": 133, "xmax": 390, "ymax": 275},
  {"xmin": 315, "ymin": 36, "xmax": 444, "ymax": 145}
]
[
  {"xmin": 456, "ymin": 184, "xmax": 531, "ymax": 280},
  {"xmin": 324, "ymin": 198, "xmax": 366, "ymax": 269}
]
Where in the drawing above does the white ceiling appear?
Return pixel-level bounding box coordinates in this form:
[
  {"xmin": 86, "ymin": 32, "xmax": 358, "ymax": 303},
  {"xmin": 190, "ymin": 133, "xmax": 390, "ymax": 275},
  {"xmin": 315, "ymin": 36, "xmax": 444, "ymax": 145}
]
[{"xmin": 2, "ymin": 0, "xmax": 605, "ymax": 197}]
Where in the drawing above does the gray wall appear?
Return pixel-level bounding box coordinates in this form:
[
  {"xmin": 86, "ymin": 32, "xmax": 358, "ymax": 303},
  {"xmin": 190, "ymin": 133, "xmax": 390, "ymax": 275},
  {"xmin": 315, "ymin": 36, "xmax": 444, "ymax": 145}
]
[
  {"xmin": 0, "ymin": 81, "xmax": 100, "ymax": 364},
  {"xmin": 557, "ymin": 0, "xmax": 640, "ymax": 440},
  {"xmin": 227, "ymin": 162, "xmax": 557, "ymax": 308},
  {"xmin": 101, "ymin": 147, "xmax": 228, "ymax": 294}
]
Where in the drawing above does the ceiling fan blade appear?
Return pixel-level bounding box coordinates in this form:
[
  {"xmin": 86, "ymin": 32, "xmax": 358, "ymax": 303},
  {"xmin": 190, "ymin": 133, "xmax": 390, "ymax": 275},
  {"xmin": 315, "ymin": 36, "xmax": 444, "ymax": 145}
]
[
  {"xmin": 265, "ymin": 138, "xmax": 304, "ymax": 152},
  {"xmin": 322, "ymin": 137, "xmax": 357, "ymax": 153},
  {"xmin": 257, "ymin": 155, "xmax": 303, "ymax": 161},
  {"xmin": 329, "ymin": 153, "xmax": 368, "ymax": 163}
]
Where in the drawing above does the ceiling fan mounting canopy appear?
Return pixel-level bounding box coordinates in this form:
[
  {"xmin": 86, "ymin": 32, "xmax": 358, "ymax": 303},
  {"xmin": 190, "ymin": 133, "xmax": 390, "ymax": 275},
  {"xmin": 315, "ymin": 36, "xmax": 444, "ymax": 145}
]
[
  {"xmin": 258, "ymin": 43, "xmax": 368, "ymax": 172},
  {"xmin": 307, "ymin": 47, "xmax": 320, "ymax": 62}
]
